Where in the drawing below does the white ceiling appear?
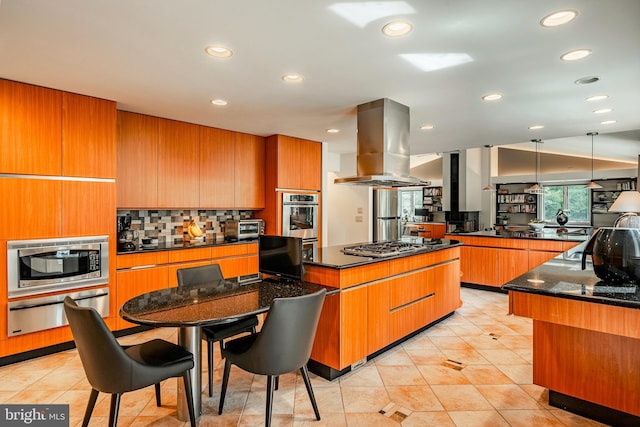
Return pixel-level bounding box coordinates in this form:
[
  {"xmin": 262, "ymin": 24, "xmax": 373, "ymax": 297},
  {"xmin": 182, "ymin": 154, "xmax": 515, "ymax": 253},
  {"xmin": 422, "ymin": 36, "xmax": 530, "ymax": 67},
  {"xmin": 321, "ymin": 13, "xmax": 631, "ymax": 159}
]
[{"xmin": 1, "ymin": 0, "xmax": 639, "ymax": 162}]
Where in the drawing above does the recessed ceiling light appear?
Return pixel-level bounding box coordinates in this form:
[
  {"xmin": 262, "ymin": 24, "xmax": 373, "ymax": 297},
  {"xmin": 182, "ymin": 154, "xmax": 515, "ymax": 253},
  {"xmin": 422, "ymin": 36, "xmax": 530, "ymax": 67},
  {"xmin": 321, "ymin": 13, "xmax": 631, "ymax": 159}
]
[
  {"xmin": 528, "ymin": 125, "xmax": 544, "ymax": 130},
  {"xmin": 326, "ymin": 128, "xmax": 340, "ymax": 134},
  {"xmin": 593, "ymin": 108, "xmax": 613, "ymax": 114},
  {"xmin": 560, "ymin": 49, "xmax": 592, "ymax": 61},
  {"xmin": 282, "ymin": 74, "xmax": 304, "ymax": 83},
  {"xmin": 420, "ymin": 125, "xmax": 434, "ymax": 130},
  {"xmin": 540, "ymin": 10, "xmax": 578, "ymax": 27},
  {"xmin": 210, "ymin": 99, "xmax": 228, "ymax": 106},
  {"xmin": 601, "ymin": 120, "xmax": 617, "ymax": 125},
  {"xmin": 382, "ymin": 20, "xmax": 413, "ymax": 37},
  {"xmin": 586, "ymin": 95, "xmax": 608, "ymax": 102},
  {"xmin": 205, "ymin": 46, "xmax": 233, "ymax": 58},
  {"xmin": 482, "ymin": 93, "xmax": 502, "ymax": 101},
  {"xmin": 575, "ymin": 76, "xmax": 600, "ymax": 85}
]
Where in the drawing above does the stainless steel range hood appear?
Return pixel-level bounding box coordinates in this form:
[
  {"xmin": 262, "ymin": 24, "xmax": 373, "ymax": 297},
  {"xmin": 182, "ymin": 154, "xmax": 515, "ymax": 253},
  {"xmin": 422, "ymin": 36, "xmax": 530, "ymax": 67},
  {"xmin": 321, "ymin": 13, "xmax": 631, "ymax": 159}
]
[{"xmin": 334, "ymin": 98, "xmax": 430, "ymax": 187}]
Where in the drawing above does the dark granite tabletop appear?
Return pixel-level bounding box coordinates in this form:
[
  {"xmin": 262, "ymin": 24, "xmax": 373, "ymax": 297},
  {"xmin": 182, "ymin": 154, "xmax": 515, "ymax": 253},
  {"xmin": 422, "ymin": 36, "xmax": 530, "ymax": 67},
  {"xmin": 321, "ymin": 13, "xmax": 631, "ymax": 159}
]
[
  {"xmin": 120, "ymin": 276, "xmax": 338, "ymax": 327},
  {"xmin": 447, "ymin": 229, "xmax": 590, "ymax": 242},
  {"xmin": 502, "ymin": 241, "xmax": 640, "ymax": 310},
  {"xmin": 303, "ymin": 237, "xmax": 463, "ymax": 269},
  {"xmin": 117, "ymin": 238, "xmax": 258, "ymax": 255}
]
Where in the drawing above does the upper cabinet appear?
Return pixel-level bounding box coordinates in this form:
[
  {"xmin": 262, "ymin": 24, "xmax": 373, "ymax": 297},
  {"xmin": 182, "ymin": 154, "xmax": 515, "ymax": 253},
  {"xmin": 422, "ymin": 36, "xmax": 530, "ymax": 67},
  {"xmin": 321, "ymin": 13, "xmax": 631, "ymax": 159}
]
[
  {"xmin": 117, "ymin": 111, "xmax": 159, "ymax": 208},
  {"xmin": 157, "ymin": 118, "xmax": 200, "ymax": 208},
  {"xmin": 62, "ymin": 93, "xmax": 117, "ymax": 178},
  {"xmin": 117, "ymin": 111, "xmax": 265, "ymax": 209},
  {"xmin": 0, "ymin": 79, "xmax": 62, "ymax": 175},
  {"xmin": 266, "ymin": 135, "xmax": 322, "ymax": 191}
]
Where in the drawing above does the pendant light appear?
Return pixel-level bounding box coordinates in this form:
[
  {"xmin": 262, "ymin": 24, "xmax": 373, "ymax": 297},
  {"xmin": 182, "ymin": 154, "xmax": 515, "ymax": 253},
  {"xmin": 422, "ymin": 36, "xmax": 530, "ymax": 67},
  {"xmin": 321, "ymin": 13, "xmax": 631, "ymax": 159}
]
[
  {"xmin": 527, "ymin": 139, "xmax": 544, "ymax": 194},
  {"xmin": 482, "ymin": 145, "xmax": 495, "ymax": 191},
  {"xmin": 584, "ymin": 132, "xmax": 603, "ymax": 189}
]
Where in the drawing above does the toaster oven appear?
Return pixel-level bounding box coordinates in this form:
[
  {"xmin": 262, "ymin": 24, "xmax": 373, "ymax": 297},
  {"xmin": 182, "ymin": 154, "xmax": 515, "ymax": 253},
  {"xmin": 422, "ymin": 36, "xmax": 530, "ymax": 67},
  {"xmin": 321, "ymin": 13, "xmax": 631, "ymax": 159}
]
[{"xmin": 225, "ymin": 219, "xmax": 263, "ymax": 241}]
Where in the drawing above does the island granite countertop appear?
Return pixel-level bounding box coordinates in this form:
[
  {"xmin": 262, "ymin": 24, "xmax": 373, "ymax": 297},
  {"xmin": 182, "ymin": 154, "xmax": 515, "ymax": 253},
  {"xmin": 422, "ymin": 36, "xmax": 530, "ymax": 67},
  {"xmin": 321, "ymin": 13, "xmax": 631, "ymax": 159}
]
[
  {"xmin": 447, "ymin": 229, "xmax": 591, "ymax": 242},
  {"xmin": 116, "ymin": 238, "xmax": 258, "ymax": 255}
]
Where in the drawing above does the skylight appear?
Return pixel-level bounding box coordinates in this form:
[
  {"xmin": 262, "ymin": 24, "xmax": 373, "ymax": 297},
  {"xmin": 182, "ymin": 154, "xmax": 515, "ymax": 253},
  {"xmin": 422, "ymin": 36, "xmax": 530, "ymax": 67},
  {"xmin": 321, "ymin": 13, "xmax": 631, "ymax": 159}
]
[{"xmin": 400, "ymin": 53, "xmax": 473, "ymax": 72}]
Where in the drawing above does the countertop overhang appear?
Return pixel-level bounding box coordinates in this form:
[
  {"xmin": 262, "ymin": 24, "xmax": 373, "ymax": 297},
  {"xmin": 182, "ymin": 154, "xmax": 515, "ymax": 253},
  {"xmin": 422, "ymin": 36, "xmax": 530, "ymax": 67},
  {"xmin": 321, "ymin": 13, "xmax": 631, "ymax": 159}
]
[{"xmin": 447, "ymin": 229, "xmax": 590, "ymax": 242}]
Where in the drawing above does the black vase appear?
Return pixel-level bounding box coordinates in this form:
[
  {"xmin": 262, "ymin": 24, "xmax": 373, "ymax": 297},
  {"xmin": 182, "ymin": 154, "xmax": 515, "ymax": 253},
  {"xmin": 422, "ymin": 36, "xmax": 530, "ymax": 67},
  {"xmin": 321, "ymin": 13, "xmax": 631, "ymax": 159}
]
[
  {"xmin": 582, "ymin": 228, "xmax": 640, "ymax": 285},
  {"xmin": 556, "ymin": 210, "xmax": 569, "ymax": 226}
]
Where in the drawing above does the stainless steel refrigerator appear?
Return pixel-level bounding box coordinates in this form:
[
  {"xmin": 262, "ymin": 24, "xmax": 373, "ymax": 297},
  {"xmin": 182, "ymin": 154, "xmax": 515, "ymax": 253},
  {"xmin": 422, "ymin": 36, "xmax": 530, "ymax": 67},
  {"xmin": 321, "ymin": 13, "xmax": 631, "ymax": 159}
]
[{"xmin": 373, "ymin": 189, "xmax": 400, "ymax": 242}]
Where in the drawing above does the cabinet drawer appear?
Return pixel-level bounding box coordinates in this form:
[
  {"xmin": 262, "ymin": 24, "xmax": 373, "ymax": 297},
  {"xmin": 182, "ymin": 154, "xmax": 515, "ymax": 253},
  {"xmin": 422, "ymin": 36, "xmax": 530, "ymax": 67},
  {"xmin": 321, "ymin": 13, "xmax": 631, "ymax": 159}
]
[
  {"xmin": 168, "ymin": 247, "xmax": 211, "ymax": 263},
  {"xmin": 212, "ymin": 244, "xmax": 249, "ymax": 259},
  {"xmin": 389, "ymin": 269, "xmax": 435, "ymax": 310},
  {"xmin": 528, "ymin": 239, "xmax": 564, "ymax": 252},
  {"xmin": 389, "ymin": 295, "xmax": 435, "ymax": 343},
  {"xmin": 117, "ymin": 251, "xmax": 169, "ymax": 269}
]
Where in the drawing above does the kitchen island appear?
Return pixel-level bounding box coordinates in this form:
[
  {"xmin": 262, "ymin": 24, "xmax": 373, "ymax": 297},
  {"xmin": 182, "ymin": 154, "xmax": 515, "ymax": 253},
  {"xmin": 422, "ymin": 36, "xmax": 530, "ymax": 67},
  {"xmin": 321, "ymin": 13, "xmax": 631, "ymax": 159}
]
[
  {"xmin": 444, "ymin": 229, "xmax": 588, "ymax": 290},
  {"xmin": 503, "ymin": 245, "xmax": 640, "ymax": 426},
  {"xmin": 303, "ymin": 237, "xmax": 462, "ymax": 379}
]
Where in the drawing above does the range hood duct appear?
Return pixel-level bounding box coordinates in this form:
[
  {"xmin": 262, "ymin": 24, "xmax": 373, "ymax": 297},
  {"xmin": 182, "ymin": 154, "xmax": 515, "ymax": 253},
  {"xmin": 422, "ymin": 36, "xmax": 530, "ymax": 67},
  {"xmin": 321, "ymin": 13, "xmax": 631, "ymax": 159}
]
[{"xmin": 334, "ymin": 98, "xmax": 430, "ymax": 187}]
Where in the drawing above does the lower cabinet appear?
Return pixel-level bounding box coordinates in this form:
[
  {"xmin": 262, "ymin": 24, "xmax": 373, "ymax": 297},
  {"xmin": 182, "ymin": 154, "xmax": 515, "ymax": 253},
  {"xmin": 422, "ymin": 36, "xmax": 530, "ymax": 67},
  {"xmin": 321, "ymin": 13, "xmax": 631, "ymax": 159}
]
[
  {"xmin": 341, "ymin": 285, "xmax": 368, "ymax": 366},
  {"xmin": 460, "ymin": 246, "xmax": 499, "ymax": 287},
  {"xmin": 116, "ymin": 266, "xmax": 169, "ymax": 330},
  {"xmin": 367, "ymin": 281, "xmax": 390, "ymax": 354}
]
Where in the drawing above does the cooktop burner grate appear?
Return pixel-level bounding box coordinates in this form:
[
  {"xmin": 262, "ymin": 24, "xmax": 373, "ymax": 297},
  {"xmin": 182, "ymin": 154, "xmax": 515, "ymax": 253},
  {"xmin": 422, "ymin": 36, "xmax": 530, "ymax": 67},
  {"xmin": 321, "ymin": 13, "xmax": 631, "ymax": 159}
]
[{"xmin": 342, "ymin": 241, "xmax": 427, "ymax": 257}]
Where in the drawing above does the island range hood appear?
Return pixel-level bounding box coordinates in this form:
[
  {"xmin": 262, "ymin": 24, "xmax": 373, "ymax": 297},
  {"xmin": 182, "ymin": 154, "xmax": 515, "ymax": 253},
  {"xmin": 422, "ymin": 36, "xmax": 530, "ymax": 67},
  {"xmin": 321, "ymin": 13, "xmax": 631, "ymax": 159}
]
[{"xmin": 334, "ymin": 98, "xmax": 430, "ymax": 187}]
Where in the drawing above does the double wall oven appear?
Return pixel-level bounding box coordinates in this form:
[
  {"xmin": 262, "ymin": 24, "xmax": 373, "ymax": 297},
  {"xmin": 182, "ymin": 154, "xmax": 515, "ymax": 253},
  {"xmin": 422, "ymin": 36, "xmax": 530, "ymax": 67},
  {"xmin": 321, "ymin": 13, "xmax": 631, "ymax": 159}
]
[
  {"xmin": 281, "ymin": 192, "xmax": 319, "ymax": 260},
  {"xmin": 6, "ymin": 236, "xmax": 110, "ymax": 336}
]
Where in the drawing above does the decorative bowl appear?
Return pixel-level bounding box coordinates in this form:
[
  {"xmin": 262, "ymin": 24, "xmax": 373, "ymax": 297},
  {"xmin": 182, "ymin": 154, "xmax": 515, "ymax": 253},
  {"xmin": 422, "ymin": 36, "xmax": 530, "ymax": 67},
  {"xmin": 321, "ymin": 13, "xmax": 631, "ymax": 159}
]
[{"xmin": 529, "ymin": 222, "xmax": 545, "ymax": 232}]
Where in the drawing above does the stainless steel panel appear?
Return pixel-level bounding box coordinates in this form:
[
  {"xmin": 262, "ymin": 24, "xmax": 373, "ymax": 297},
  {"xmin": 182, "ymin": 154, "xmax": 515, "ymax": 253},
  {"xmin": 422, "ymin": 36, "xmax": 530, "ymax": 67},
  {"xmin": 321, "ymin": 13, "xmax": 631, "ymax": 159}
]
[
  {"xmin": 7, "ymin": 287, "xmax": 109, "ymax": 336},
  {"xmin": 374, "ymin": 189, "xmax": 399, "ymax": 218},
  {"xmin": 375, "ymin": 218, "xmax": 399, "ymax": 242}
]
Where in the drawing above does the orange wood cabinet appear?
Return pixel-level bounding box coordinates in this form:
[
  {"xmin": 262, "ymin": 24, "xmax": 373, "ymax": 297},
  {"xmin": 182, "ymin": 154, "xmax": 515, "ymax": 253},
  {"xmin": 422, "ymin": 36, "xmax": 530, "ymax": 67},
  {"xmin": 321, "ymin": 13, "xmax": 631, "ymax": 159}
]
[
  {"xmin": 199, "ymin": 127, "xmax": 236, "ymax": 208},
  {"xmin": 116, "ymin": 111, "xmax": 159, "ymax": 208},
  {"xmin": 497, "ymin": 248, "xmax": 530, "ymax": 286},
  {"xmin": 0, "ymin": 79, "xmax": 62, "ymax": 175},
  {"xmin": 62, "ymin": 93, "xmax": 117, "ymax": 178},
  {"xmin": 116, "ymin": 266, "xmax": 169, "ymax": 330},
  {"xmin": 234, "ymin": 132, "xmax": 265, "ymax": 209},
  {"xmin": 157, "ymin": 118, "xmax": 200, "ymax": 208},
  {"xmin": 509, "ymin": 291, "xmax": 640, "ymax": 417},
  {"xmin": 416, "ymin": 223, "xmax": 446, "ymax": 239},
  {"xmin": 307, "ymin": 247, "xmax": 461, "ymax": 371},
  {"xmin": 265, "ymin": 134, "xmax": 322, "ymax": 191},
  {"xmin": 459, "ymin": 245, "xmax": 499, "ymax": 287},
  {"xmin": 62, "ymin": 181, "xmax": 116, "ymax": 237}
]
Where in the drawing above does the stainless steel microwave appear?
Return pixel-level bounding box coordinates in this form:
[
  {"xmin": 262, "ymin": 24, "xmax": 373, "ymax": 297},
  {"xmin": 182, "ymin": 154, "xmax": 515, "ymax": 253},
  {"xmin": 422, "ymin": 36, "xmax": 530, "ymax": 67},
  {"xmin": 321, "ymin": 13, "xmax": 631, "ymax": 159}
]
[
  {"xmin": 225, "ymin": 219, "xmax": 263, "ymax": 241},
  {"xmin": 7, "ymin": 236, "xmax": 109, "ymax": 298}
]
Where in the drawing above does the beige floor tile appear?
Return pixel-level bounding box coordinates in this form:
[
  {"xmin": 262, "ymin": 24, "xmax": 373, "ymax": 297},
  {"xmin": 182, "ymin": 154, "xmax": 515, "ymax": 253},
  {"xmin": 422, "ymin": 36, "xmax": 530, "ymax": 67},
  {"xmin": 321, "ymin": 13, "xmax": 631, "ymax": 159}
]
[
  {"xmin": 511, "ymin": 348, "xmax": 533, "ymax": 364},
  {"xmin": 374, "ymin": 348, "xmax": 415, "ymax": 366},
  {"xmin": 344, "ymin": 412, "xmax": 400, "ymax": 426},
  {"xmin": 496, "ymin": 335, "xmax": 533, "ymax": 349},
  {"xmin": 548, "ymin": 409, "xmax": 610, "ymax": 426},
  {"xmin": 498, "ymin": 409, "xmax": 565, "ymax": 426},
  {"xmin": 197, "ymin": 413, "xmax": 241, "ymax": 426},
  {"xmin": 338, "ymin": 365, "xmax": 383, "ymax": 387},
  {"xmin": 0, "ymin": 369, "xmax": 49, "ymax": 391},
  {"xmin": 460, "ymin": 334, "xmax": 508, "ymax": 350},
  {"xmin": 293, "ymin": 384, "xmax": 344, "ymax": 414},
  {"xmin": 405, "ymin": 348, "xmax": 447, "ymax": 365},
  {"xmin": 385, "ymin": 385, "xmax": 444, "ymax": 411},
  {"xmin": 0, "ymin": 390, "xmax": 19, "ymax": 403},
  {"xmin": 238, "ymin": 413, "xmax": 293, "ymax": 427},
  {"xmin": 423, "ymin": 325, "xmax": 458, "ymax": 336},
  {"xmin": 460, "ymin": 365, "xmax": 513, "ymax": 385},
  {"xmin": 505, "ymin": 323, "xmax": 534, "ymax": 335},
  {"xmin": 477, "ymin": 323, "xmax": 521, "ymax": 336},
  {"xmin": 429, "ymin": 336, "xmax": 474, "ymax": 350},
  {"xmin": 440, "ymin": 348, "xmax": 490, "ymax": 365},
  {"xmin": 3, "ymin": 388, "xmax": 66, "ymax": 404},
  {"xmin": 430, "ymin": 385, "xmax": 493, "ymax": 411},
  {"xmin": 24, "ymin": 368, "xmax": 87, "ymax": 391},
  {"xmin": 340, "ymin": 386, "xmax": 389, "ymax": 413},
  {"xmin": 401, "ymin": 411, "xmax": 455, "ymax": 426},
  {"xmin": 128, "ymin": 414, "xmax": 185, "ymax": 426},
  {"xmin": 518, "ymin": 384, "xmax": 553, "ymax": 409},
  {"xmin": 495, "ymin": 365, "xmax": 533, "ymax": 385},
  {"xmin": 209, "ymin": 388, "xmax": 249, "ymax": 415},
  {"xmin": 475, "ymin": 349, "xmax": 529, "ymax": 365},
  {"xmin": 402, "ymin": 335, "xmax": 439, "ymax": 351},
  {"xmin": 293, "ymin": 412, "xmax": 346, "ymax": 426},
  {"xmin": 476, "ymin": 385, "xmax": 543, "ymax": 410},
  {"xmin": 447, "ymin": 410, "xmax": 510, "ymax": 426},
  {"xmin": 448, "ymin": 324, "xmax": 486, "ymax": 336},
  {"xmin": 417, "ymin": 364, "xmax": 471, "ymax": 385},
  {"xmin": 377, "ymin": 365, "xmax": 427, "ymax": 386},
  {"xmin": 242, "ymin": 385, "xmax": 296, "ymax": 415}
]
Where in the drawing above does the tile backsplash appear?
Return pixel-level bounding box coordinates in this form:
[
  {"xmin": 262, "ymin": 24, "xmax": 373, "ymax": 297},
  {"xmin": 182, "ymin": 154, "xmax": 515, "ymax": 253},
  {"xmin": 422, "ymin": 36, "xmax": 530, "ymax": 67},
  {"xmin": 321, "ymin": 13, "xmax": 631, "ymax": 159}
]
[{"xmin": 117, "ymin": 209, "xmax": 255, "ymax": 244}]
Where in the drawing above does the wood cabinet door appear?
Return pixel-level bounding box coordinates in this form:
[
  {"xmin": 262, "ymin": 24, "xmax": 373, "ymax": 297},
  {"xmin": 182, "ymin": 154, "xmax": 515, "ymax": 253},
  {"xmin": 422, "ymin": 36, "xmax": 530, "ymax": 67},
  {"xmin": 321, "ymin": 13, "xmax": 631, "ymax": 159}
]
[
  {"xmin": 528, "ymin": 250, "xmax": 559, "ymax": 270},
  {"xmin": 0, "ymin": 79, "xmax": 62, "ymax": 175},
  {"xmin": 460, "ymin": 246, "xmax": 499, "ymax": 287},
  {"xmin": 199, "ymin": 126, "xmax": 235, "ymax": 208},
  {"xmin": 367, "ymin": 280, "xmax": 390, "ymax": 354},
  {"xmin": 62, "ymin": 93, "xmax": 117, "ymax": 178},
  {"xmin": 498, "ymin": 248, "xmax": 530, "ymax": 286},
  {"xmin": 275, "ymin": 135, "xmax": 301, "ymax": 189},
  {"xmin": 116, "ymin": 111, "xmax": 159, "ymax": 208},
  {"xmin": 62, "ymin": 181, "xmax": 116, "ymax": 237},
  {"xmin": 158, "ymin": 118, "xmax": 200, "ymax": 208},
  {"xmin": 116, "ymin": 266, "xmax": 168, "ymax": 330},
  {"xmin": 0, "ymin": 178, "xmax": 62, "ymax": 239},
  {"xmin": 299, "ymin": 138, "xmax": 322, "ymax": 191},
  {"xmin": 432, "ymin": 260, "xmax": 462, "ymax": 319},
  {"xmin": 341, "ymin": 285, "xmax": 368, "ymax": 367},
  {"xmin": 234, "ymin": 133, "xmax": 265, "ymax": 209}
]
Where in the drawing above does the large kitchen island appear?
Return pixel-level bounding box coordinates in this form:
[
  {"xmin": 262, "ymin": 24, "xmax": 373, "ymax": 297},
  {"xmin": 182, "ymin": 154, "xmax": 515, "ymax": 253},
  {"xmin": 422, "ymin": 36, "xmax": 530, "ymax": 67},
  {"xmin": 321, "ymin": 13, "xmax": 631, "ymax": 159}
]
[
  {"xmin": 303, "ymin": 237, "xmax": 462, "ymax": 380},
  {"xmin": 503, "ymin": 243, "xmax": 640, "ymax": 426}
]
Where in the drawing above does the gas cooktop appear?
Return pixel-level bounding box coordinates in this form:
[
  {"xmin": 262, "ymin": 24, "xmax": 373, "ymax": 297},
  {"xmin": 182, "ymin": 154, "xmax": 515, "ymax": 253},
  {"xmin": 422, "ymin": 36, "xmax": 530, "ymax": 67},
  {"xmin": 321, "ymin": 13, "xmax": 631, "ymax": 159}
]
[{"xmin": 342, "ymin": 240, "xmax": 437, "ymax": 258}]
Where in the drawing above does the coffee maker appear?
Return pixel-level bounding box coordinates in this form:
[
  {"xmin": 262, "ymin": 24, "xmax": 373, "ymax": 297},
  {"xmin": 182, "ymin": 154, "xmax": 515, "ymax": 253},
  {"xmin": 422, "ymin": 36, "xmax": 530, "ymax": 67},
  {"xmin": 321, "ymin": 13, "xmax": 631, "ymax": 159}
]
[{"xmin": 117, "ymin": 215, "xmax": 139, "ymax": 251}]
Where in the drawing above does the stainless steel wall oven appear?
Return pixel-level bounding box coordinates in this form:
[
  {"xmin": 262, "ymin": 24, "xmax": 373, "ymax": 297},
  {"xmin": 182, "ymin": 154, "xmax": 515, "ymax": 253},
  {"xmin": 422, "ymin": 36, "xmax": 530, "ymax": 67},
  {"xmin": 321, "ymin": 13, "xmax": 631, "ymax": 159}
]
[
  {"xmin": 7, "ymin": 236, "xmax": 109, "ymax": 298},
  {"xmin": 281, "ymin": 192, "xmax": 319, "ymax": 240}
]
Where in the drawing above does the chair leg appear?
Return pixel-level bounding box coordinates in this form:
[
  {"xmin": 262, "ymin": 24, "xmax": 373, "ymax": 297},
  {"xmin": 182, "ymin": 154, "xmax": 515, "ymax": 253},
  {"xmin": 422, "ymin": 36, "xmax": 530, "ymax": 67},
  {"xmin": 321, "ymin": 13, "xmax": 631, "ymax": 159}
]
[
  {"xmin": 182, "ymin": 371, "xmax": 197, "ymax": 427},
  {"xmin": 108, "ymin": 393, "xmax": 121, "ymax": 427},
  {"xmin": 265, "ymin": 375, "xmax": 276, "ymax": 427},
  {"xmin": 208, "ymin": 340, "xmax": 215, "ymax": 397},
  {"xmin": 301, "ymin": 365, "xmax": 321, "ymax": 420},
  {"xmin": 154, "ymin": 383, "xmax": 162, "ymax": 406},
  {"xmin": 218, "ymin": 359, "xmax": 232, "ymax": 415},
  {"xmin": 275, "ymin": 375, "xmax": 279, "ymax": 390},
  {"xmin": 81, "ymin": 388, "xmax": 99, "ymax": 427}
]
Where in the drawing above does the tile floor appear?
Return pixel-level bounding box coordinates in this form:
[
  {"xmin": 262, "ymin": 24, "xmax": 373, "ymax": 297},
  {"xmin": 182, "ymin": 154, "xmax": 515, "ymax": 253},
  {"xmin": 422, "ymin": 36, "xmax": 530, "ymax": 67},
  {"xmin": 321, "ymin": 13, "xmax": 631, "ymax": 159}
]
[{"xmin": 0, "ymin": 288, "xmax": 608, "ymax": 426}]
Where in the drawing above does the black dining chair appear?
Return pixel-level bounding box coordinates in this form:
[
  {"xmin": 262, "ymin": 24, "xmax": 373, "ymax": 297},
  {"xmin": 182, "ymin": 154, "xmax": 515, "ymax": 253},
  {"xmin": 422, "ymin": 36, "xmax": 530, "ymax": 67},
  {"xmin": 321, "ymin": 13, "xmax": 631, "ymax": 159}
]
[
  {"xmin": 63, "ymin": 297, "xmax": 196, "ymax": 427},
  {"xmin": 176, "ymin": 263, "xmax": 259, "ymax": 397},
  {"xmin": 218, "ymin": 289, "xmax": 326, "ymax": 427}
]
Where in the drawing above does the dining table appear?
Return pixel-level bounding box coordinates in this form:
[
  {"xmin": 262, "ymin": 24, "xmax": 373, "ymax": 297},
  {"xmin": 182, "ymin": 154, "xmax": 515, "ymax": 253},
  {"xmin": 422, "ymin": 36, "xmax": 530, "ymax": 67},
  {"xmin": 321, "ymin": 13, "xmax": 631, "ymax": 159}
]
[{"xmin": 119, "ymin": 275, "xmax": 337, "ymax": 421}]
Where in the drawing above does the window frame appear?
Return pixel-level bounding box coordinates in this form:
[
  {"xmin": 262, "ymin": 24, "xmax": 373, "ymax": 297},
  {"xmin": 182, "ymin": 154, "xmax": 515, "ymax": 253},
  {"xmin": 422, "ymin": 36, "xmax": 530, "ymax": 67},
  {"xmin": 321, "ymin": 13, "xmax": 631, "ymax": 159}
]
[{"xmin": 541, "ymin": 184, "xmax": 592, "ymax": 225}]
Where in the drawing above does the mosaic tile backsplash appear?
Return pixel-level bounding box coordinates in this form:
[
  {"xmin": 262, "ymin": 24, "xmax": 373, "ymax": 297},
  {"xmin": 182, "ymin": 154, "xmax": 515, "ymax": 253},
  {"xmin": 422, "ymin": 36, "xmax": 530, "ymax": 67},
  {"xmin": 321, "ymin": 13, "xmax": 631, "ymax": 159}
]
[{"xmin": 117, "ymin": 209, "xmax": 255, "ymax": 244}]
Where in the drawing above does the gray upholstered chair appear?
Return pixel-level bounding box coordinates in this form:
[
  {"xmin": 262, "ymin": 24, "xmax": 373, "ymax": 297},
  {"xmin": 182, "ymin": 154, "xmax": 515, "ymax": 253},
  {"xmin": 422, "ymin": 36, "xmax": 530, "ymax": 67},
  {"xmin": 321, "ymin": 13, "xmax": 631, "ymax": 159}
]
[
  {"xmin": 218, "ymin": 289, "xmax": 326, "ymax": 427},
  {"xmin": 63, "ymin": 297, "xmax": 196, "ymax": 427},
  {"xmin": 176, "ymin": 263, "xmax": 259, "ymax": 396}
]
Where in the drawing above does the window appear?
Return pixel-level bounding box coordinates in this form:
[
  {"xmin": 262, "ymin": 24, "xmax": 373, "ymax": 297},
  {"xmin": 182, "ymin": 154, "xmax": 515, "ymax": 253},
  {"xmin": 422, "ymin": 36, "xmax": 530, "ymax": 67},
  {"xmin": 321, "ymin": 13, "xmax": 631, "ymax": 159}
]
[
  {"xmin": 542, "ymin": 185, "xmax": 591, "ymax": 224},
  {"xmin": 399, "ymin": 189, "xmax": 423, "ymax": 221}
]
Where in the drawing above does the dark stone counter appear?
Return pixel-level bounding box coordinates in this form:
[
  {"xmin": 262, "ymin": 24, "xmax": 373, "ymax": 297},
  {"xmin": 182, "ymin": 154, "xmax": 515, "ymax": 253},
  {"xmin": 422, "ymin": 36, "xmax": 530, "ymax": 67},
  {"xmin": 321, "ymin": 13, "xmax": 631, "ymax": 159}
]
[
  {"xmin": 502, "ymin": 241, "xmax": 640, "ymax": 310},
  {"xmin": 117, "ymin": 238, "xmax": 258, "ymax": 255},
  {"xmin": 448, "ymin": 229, "xmax": 590, "ymax": 242}
]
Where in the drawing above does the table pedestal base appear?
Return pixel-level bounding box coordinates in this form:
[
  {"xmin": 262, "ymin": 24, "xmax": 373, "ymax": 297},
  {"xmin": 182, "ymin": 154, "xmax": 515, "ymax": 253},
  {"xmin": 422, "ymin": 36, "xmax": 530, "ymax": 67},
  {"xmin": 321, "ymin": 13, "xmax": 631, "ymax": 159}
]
[{"xmin": 178, "ymin": 326, "xmax": 201, "ymax": 421}]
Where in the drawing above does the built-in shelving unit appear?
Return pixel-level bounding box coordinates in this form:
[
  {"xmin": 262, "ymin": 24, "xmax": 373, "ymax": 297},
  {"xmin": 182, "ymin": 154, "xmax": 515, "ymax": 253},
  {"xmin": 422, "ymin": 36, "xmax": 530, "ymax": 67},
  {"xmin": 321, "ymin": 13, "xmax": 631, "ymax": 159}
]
[
  {"xmin": 495, "ymin": 183, "xmax": 538, "ymax": 226},
  {"xmin": 591, "ymin": 178, "xmax": 637, "ymax": 227},
  {"xmin": 422, "ymin": 186, "xmax": 443, "ymax": 212}
]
